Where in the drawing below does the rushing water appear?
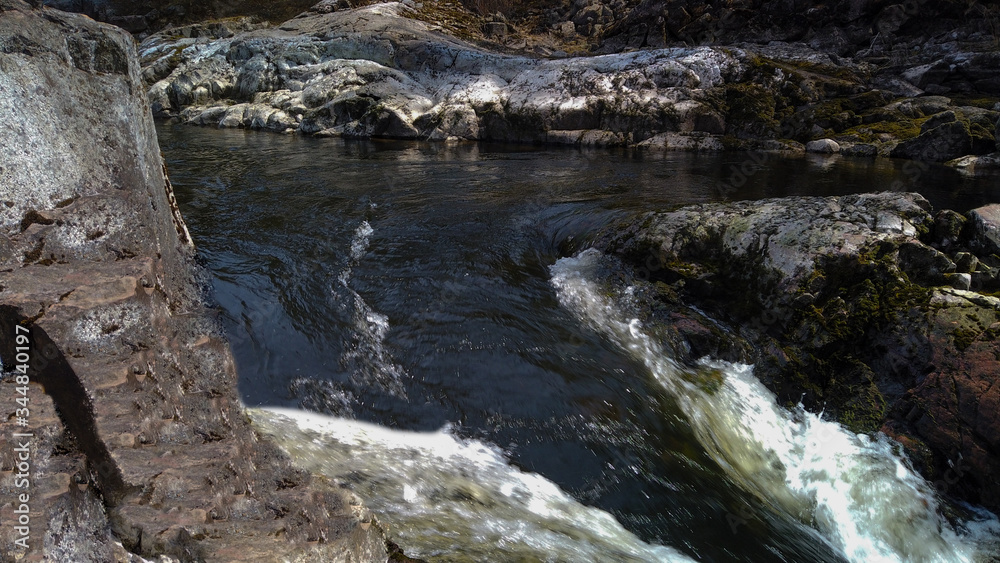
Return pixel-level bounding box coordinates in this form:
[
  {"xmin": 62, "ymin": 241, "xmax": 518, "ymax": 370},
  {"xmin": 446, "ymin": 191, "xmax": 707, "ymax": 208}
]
[{"xmin": 158, "ymin": 123, "xmax": 1000, "ymax": 562}]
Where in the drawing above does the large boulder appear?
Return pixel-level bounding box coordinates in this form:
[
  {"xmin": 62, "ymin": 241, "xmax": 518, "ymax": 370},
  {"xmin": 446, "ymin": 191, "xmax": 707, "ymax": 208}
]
[
  {"xmin": 890, "ymin": 110, "xmax": 997, "ymax": 162},
  {"xmin": 967, "ymin": 204, "xmax": 1000, "ymax": 257},
  {"xmin": 890, "ymin": 118, "xmax": 973, "ymax": 162},
  {"xmin": 596, "ymin": 192, "xmax": 1000, "ymax": 510},
  {"xmin": 805, "ymin": 138, "xmax": 840, "ymax": 153},
  {"xmin": 0, "ymin": 2, "xmax": 391, "ymax": 560}
]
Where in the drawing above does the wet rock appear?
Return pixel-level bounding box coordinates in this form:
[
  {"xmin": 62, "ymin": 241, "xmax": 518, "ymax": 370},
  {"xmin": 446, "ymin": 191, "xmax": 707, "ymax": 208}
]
[
  {"xmin": 841, "ymin": 143, "xmax": 877, "ymax": 157},
  {"xmin": 637, "ymin": 132, "xmax": 724, "ymax": 151},
  {"xmin": 0, "ymin": 3, "xmax": 391, "ymax": 561},
  {"xmin": 890, "ymin": 119, "xmax": 973, "ymax": 162},
  {"xmin": 598, "ymin": 192, "xmax": 1000, "ymax": 511},
  {"xmin": 967, "ymin": 204, "xmax": 1000, "ymax": 256},
  {"xmin": 945, "ymin": 152, "xmax": 1000, "ymax": 176}
]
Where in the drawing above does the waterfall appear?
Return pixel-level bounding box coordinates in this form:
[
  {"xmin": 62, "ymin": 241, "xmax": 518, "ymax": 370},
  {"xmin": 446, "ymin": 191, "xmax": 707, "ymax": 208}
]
[{"xmin": 549, "ymin": 248, "xmax": 999, "ymax": 563}]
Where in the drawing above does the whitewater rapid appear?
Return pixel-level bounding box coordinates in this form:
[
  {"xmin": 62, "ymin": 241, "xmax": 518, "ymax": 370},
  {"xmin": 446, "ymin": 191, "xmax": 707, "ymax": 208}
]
[
  {"xmin": 249, "ymin": 408, "xmax": 695, "ymax": 562},
  {"xmin": 548, "ymin": 248, "xmax": 1000, "ymax": 563},
  {"xmin": 252, "ymin": 223, "xmax": 999, "ymax": 562}
]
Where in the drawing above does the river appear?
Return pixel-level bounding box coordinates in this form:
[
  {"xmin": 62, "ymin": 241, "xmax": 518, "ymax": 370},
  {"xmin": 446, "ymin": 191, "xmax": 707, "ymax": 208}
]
[{"xmin": 157, "ymin": 122, "xmax": 1000, "ymax": 562}]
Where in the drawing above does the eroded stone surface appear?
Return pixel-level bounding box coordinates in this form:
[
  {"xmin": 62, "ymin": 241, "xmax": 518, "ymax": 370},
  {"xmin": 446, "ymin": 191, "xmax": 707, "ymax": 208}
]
[
  {"xmin": 0, "ymin": 2, "xmax": 390, "ymax": 560},
  {"xmin": 139, "ymin": 2, "xmax": 746, "ymax": 144}
]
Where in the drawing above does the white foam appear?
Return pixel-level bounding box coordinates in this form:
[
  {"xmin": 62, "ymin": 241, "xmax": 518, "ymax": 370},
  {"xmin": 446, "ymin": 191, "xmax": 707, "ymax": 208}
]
[
  {"xmin": 337, "ymin": 220, "xmax": 408, "ymax": 398},
  {"xmin": 350, "ymin": 220, "xmax": 374, "ymax": 261},
  {"xmin": 549, "ymin": 248, "xmax": 999, "ymax": 563},
  {"xmin": 249, "ymin": 407, "xmax": 696, "ymax": 563}
]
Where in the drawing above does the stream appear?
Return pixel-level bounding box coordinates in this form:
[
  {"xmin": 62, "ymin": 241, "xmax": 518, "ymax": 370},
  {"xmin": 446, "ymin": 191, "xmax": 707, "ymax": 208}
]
[{"xmin": 158, "ymin": 122, "xmax": 1000, "ymax": 562}]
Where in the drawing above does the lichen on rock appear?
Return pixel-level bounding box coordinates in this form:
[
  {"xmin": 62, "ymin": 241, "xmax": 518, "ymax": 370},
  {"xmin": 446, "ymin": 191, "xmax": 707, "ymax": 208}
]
[{"xmin": 596, "ymin": 191, "xmax": 1000, "ymax": 511}]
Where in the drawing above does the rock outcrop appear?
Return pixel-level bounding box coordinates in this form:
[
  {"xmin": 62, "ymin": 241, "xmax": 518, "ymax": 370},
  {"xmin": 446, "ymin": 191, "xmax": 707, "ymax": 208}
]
[
  {"xmin": 140, "ymin": 2, "xmax": 743, "ymax": 146},
  {"xmin": 593, "ymin": 192, "xmax": 1000, "ymax": 511},
  {"xmin": 0, "ymin": 2, "xmax": 391, "ymax": 560},
  {"xmin": 138, "ymin": 2, "xmax": 999, "ymax": 162}
]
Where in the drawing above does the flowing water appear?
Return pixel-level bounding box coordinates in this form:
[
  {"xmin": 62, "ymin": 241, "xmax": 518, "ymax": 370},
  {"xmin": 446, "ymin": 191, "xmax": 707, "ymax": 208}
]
[{"xmin": 158, "ymin": 123, "xmax": 1000, "ymax": 562}]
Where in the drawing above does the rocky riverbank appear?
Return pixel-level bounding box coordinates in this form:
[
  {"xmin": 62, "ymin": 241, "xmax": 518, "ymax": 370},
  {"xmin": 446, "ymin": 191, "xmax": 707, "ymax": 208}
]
[
  {"xmin": 585, "ymin": 192, "xmax": 1000, "ymax": 512},
  {"xmin": 136, "ymin": 1, "xmax": 1000, "ymax": 167},
  {"xmin": 0, "ymin": 1, "xmax": 398, "ymax": 560}
]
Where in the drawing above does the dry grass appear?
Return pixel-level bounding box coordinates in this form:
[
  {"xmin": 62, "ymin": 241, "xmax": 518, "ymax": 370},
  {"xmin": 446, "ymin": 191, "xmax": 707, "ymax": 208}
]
[{"xmin": 462, "ymin": 0, "xmax": 514, "ymax": 16}]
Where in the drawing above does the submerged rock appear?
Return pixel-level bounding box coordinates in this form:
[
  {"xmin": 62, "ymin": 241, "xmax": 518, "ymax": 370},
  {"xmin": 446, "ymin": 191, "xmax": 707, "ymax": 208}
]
[
  {"xmin": 597, "ymin": 192, "xmax": 1000, "ymax": 511},
  {"xmin": 0, "ymin": 2, "xmax": 393, "ymax": 560}
]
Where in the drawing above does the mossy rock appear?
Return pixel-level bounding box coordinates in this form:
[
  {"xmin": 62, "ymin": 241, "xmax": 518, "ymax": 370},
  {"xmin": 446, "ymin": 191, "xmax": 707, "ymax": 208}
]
[
  {"xmin": 841, "ymin": 117, "xmax": 926, "ymax": 143},
  {"xmin": 843, "ymin": 90, "xmax": 889, "ymax": 113},
  {"xmin": 839, "ymin": 383, "xmax": 887, "ymax": 433},
  {"xmin": 890, "ymin": 118, "xmax": 975, "ymax": 161},
  {"xmin": 724, "ymin": 83, "xmax": 779, "ymax": 139}
]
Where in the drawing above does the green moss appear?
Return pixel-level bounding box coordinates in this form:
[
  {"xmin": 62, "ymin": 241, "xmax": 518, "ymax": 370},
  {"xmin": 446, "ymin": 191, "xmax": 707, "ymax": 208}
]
[
  {"xmin": 952, "ymin": 327, "xmax": 979, "ymax": 351},
  {"xmin": 970, "ymin": 121, "xmax": 995, "ymax": 143},
  {"xmin": 841, "ymin": 382, "xmax": 888, "ymax": 434},
  {"xmin": 795, "ymin": 246, "xmax": 929, "ymax": 346},
  {"xmin": 841, "ymin": 116, "xmax": 929, "ymax": 142},
  {"xmin": 681, "ymin": 366, "xmax": 725, "ymax": 395},
  {"xmin": 843, "ymin": 91, "xmax": 888, "ymax": 113},
  {"xmin": 949, "ymin": 96, "xmax": 1000, "ymax": 110},
  {"xmin": 167, "ymin": 44, "xmax": 188, "ymax": 66},
  {"xmin": 719, "ymin": 135, "xmax": 752, "ymax": 150},
  {"xmin": 724, "ymin": 83, "xmax": 779, "ymax": 139},
  {"xmin": 653, "ymin": 281, "xmax": 679, "ymax": 302},
  {"xmin": 806, "ymin": 99, "xmax": 863, "ymax": 133},
  {"xmin": 772, "ymin": 58, "xmax": 860, "ymax": 82}
]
